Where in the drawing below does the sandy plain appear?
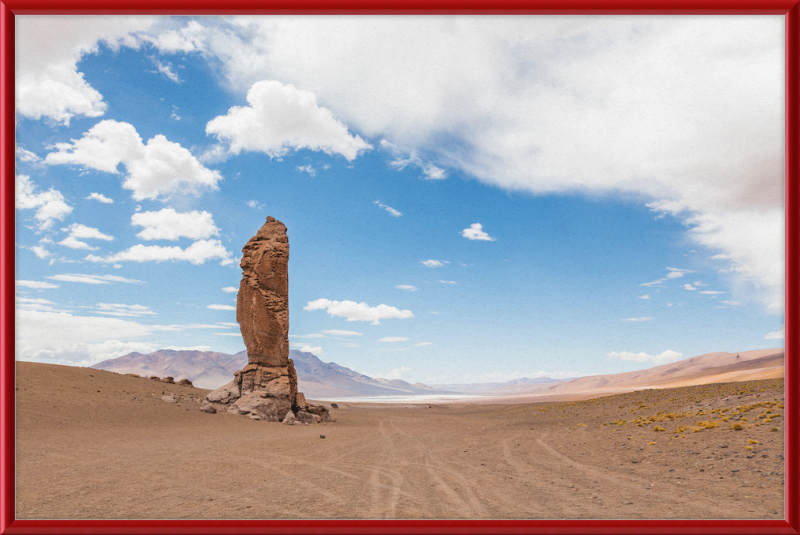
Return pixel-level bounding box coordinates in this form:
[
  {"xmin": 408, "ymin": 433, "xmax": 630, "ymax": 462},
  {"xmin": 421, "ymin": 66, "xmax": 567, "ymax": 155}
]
[{"xmin": 16, "ymin": 362, "xmax": 784, "ymax": 520}]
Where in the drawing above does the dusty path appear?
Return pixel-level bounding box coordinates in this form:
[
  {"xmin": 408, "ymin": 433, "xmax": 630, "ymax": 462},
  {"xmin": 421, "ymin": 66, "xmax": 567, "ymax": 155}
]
[{"xmin": 15, "ymin": 363, "xmax": 784, "ymax": 519}]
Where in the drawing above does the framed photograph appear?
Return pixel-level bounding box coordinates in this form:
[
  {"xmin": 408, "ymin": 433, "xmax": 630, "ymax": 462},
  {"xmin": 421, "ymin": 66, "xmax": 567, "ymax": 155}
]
[{"xmin": 2, "ymin": 2, "xmax": 798, "ymax": 534}]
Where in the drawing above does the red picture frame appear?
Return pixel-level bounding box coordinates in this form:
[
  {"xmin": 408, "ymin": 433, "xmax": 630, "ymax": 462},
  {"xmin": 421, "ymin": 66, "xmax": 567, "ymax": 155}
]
[{"xmin": 1, "ymin": 2, "xmax": 798, "ymax": 534}]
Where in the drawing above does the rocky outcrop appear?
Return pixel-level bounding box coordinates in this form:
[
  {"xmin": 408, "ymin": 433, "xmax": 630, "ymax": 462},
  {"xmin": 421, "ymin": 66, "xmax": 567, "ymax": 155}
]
[{"xmin": 204, "ymin": 216, "xmax": 329, "ymax": 424}]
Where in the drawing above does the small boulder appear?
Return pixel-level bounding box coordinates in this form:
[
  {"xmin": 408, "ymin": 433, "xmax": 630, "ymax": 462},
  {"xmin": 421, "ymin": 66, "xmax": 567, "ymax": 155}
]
[
  {"xmin": 178, "ymin": 378, "xmax": 193, "ymax": 387},
  {"xmin": 161, "ymin": 393, "xmax": 176, "ymax": 403},
  {"xmin": 149, "ymin": 376, "xmax": 161, "ymax": 381},
  {"xmin": 282, "ymin": 410, "xmax": 297, "ymax": 425},
  {"xmin": 330, "ymin": 403, "xmax": 339, "ymax": 409},
  {"xmin": 162, "ymin": 376, "xmax": 175, "ymax": 384},
  {"xmin": 296, "ymin": 411, "xmax": 322, "ymax": 424},
  {"xmin": 205, "ymin": 380, "xmax": 241, "ymax": 404},
  {"xmin": 201, "ymin": 403, "xmax": 216, "ymax": 413}
]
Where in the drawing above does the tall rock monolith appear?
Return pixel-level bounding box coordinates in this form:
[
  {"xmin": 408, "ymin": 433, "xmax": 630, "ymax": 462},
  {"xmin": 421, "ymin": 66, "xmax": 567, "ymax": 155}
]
[{"xmin": 204, "ymin": 216, "xmax": 330, "ymax": 423}]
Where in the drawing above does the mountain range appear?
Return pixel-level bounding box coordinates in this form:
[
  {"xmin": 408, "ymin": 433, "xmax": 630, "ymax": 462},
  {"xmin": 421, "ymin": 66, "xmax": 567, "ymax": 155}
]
[{"xmin": 91, "ymin": 347, "xmax": 784, "ymax": 401}]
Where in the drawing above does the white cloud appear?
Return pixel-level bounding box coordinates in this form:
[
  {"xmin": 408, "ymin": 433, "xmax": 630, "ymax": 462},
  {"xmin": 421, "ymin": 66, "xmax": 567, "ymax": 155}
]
[
  {"xmin": 207, "ymin": 304, "xmax": 236, "ymax": 311},
  {"xmin": 246, "ymin": 200, "xmax": 264, "ymax": 209},
  {"xmin": 29, "ymin": 245, "xmax": 52, "ymax": 259},
  {"xmin": 64, "ymin": 223, "xmax": 115, "ymax": 241},
  {"xmin": 294, "ymin": 345, "xmax": 323, "ymax": 355},
  {"xmin": 378, "ymin": 337, "xmax": 410, "ymax": 343},
  {"xmin": 132, "ymin": 208, "xmax": 220, "ymax": 241},
  {"xmin": 414, "ymin": 342, "xmax": 434, "ymax": 347},
  {"xmin": 607, "ymin": 350, "xmax": 683, "ymax": 365},
  {"xmin": 374, "ymin": 366, "xmax": 412, "ymax": 380},
  {"xmin": 47, "ymin": 273, "xmax": 143, "ymax": 284},
  {"xmin": 289, "ymin": 333, "xmax": 325, "ymax": 339},
  {"xmin": 437, "ymin": 280, "xmax": 458, "ymax": 285},
  {"xmin": 765, "ymin": 326, "xmax": 784, "ymax": 340},
  {"xmin": 296, "ymin": 164, "xmax": 316, "ymax": 176},
  {"xmin": 374, "ymin": 200, "xmax": 402, "ymax": 217},
  {"xmin": 380, "ymin": 140, "xmax": 447, "ymax": 180},
  {"xmin": 206, "ymin": 80, "xmax": 372, "ymax": 161},
  {"xmin": 461, "ymin": 223, "xmax": 496, "ymax": 241},
  {"xmin": 85, "ymin": 239, "xmax": 233, "ymax": 266},
  {"xmin": 700, "ymin": 290, "xmax": 726, "ymax": 295},
  {"xmin": 157, "ymin": 17, "xmax": 783, "ymax": 313},
  {"xmin": 58, "ymin": 236, "xmax": 97, "ymax": 250},
  {"xmin": 15, "ymin": 296, "xmax": 65, "ymax": 313},
  {"xmin": 16, "ymin": 16, "xmax": 155, "ymax": 124},
  {"xmin": 421, "ymin": 259, "xmax": 444, "ymax": 268},
  {"xmin": 304, "ymin": 298, "xmax": 413, "ymax": 325},
  {"xmin": 16, "ymin": 280, "xmax": 59, "ymax": 289},
  {"xmin": 665, "ymin": 267, "xmax": 694, "ymax": 279},
  {"xmin": 93, "ymin": 303, "xmax": 157, "ymax": 317},
  {"xmin": 322, "ymin": 330, "xmax": 363, "ymax": 336},
  {"xmin": 151, "ymin": 57, "xmax": 180, "ymax": 83},
  {"xmin": 45, "ymin": 120, "xmax": 222, "ymax": 201},
  {"xmin": 15, "ymin": 175, "xmax": 73, "ymax": 230},
  {"xmin": 222, "ymin": 286, "xmax": 238, "ymax": 293},
  {"xmin": 396, "ymin": 284, "xmax": 417, "ymax": 291},
  {"xmin": 427, "ymin": 369, "xmax": 581, "ymax": 383},
  {"xmin": 87, "ymin": 192, "xmax": 114, "ymax": 204},
  {"xmin": 721, "ymin": 300, "xmax": 743, "ymax": 306},
  {"xmin": 638, "ymin": 294, "xmax": 650, "ymax": 300},
  {"xmin": 15, "ymin": 308, "xmax": 167, "ymax": 366},
  {"xmin": 16, "ymin": 147, "xmax": 42, "ymax": 165},
  {"xmin": 622, "ymin": 317, "xmax": 654, "ymax": 322},
  {"xmin": 683, "ymin": 283, "xmax": 696, "ymax": 291}
]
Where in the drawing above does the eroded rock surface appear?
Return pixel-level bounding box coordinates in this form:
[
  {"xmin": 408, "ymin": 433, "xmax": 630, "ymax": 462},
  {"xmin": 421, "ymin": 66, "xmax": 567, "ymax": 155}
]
[{"xmin": 204, "ymin": 216, "xmax": 329, "ymax": 423}]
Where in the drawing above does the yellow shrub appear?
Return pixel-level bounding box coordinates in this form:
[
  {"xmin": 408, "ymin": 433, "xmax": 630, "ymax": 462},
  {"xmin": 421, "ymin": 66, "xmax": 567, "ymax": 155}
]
[
  {"xmin": 731, "ymin": 423, "xmax": 744, "ymax": 431},
  {"xmin": 748, "ymin": 439, "xmax": 759, "ymax": 444}
]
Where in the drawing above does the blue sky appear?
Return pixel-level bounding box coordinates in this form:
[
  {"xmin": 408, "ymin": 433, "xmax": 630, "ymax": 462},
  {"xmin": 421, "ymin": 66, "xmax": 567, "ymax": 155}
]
[{"xmin": 14, "ymin": 16, "xmax": 785, "ymax": 384}]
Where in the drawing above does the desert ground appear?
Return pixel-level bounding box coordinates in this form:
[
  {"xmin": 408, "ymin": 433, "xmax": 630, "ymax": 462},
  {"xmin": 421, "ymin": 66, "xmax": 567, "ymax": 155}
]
[{"xmin": 16, "ymin": 362, "xmax": 784, "ymax": 520}]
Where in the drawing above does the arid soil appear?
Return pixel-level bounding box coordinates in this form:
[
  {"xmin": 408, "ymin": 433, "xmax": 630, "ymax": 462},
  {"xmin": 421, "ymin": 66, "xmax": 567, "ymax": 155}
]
[{"xmin": 16, "ymin": 362, "xmax": 784, "ymax": 520}]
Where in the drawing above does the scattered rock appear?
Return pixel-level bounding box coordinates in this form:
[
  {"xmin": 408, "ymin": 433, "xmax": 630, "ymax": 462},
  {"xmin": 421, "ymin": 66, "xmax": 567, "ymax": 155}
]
[
  {"xmin": 330, "ymin": 403, "xmax": 339, "ymax": 409},
  {"xmin": 178, "ymin": 378, "xmax": 193, "ymax": 387},
  {"xmin": 201, "ymin": 403, "xmax": 216, "ymax": 413},
  {"xmin": 282, "ymin": 410, "xmax": 297, "ymax": 425},
  {"xmin": 296, "ymin": 411, "xmax": 322, "ymax": 424},
  {"xmin": 162, "ymin": 376, "xmax": 175, "ymax": 384},
  {"xmin": 320, "ymin": 434, "xmax": 326, "ymax": 439},
  {"xmin": 149, "ymin": 376, "xmax": 161, "ymax": 381},
  {"xmin": 161, "ymin": 394, "xmax": 176, "ymax": 403}
]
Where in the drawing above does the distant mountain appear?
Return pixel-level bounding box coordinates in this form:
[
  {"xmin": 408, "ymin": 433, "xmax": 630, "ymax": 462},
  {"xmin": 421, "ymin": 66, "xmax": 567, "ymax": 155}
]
[
  {"xmin": 432, "ymin": 376, "xmax": 564, "ymax": 394},
  {"xmin": 91, "ymin": 349, "xmax": 444, "ymax": 397}
]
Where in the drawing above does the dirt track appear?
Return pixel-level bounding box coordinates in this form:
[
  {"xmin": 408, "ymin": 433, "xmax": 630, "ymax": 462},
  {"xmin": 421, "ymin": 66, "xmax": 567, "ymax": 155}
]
[{"xmin": 15, "ymin": 362, "xmax": 784, "ymax": 519}]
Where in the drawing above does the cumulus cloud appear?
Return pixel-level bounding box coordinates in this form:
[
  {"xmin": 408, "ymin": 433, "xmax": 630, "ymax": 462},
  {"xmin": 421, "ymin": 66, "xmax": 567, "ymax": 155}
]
[
  {"xmin": 765, "ymin": 326, "xmax": 784, "ymax": 339},
  {"xmin": 622, "ymin": 317, "xmax": 654, "ymax": 322},
  {"xmin": 85, "ymin": 239, "xmax": 233, "ymax": 266},
  {"xmin": 322, "ymin": 330, "xmax": 363, "ymax": 336},
  {"xmin": 45, "ymin": 120, "xmax": 222, "ymax": 201},
  {"xmin": 150, "ymin": 57, "xmax": 180, "ymax": 82},
  {"xmin": 132, "ymin": 208, "xmax": 220, "ymax": 241},
  {"xmin": 86, "ymin": 192, "xmax": 114, "ymax": 204},
  {"xmin": 153, "ymin": 16, "xmax": 783, "ymax": 312},
  {"xmin": 396, "ymin": 284, "xmax": 417, "ymax": 291},
  {"xmin": 374, "ymin": 366, "xmax": 412, "ymax": 380},
  {"xmin": 57, "ymin": 223, "xmax": 115, "ymax": 250},
  {"xmin": 638, "ymin": 294, "xmax": 650, "ymax": 300},
  {"xmin": 374, "ymin": 200, "xmax": 402, "ymax": 217},
  {"xmin": 421, "ymin": 259, "xmax": 444, "ymax": 268},
  {"xmin": 16, "ymin": 16, "xmax": 155, "ymax": 124},
  {"xmin": 378, "ymin": 337, "xmax": 410, "ymax": 343},
  {"xmin": 15, "ymin": 175, "xmax": 73, "ymax": 230},
  {"xmin": 206, "ymin": 80, "xmax": 372, "ymax": 161},
  {"xmin": 607, "ymin": 350, "xmax": 683, "ymax": 365},
  {"xmin": 461, "ymin": 223, "xmax": 496, "ymax": 241},
  {"xmin": 304, "ymin": 298, "xmax": 413, "ymax": 325},
  {"xmin": 47, "ymin": 273, "xmax": 143, "ymax": 284},
  {"xmin": 207, "ymin": 304, "xmax": 236, "ymax": 311},
  {"xmin": 222, "ymin": 286, "xmax": 238, "ymax": 293},
  {"xmin": 683, "ymin": 283, "xmax": 696, "ymax": 291},
  {"xmin": 16, "ymin": 280, "xmax": 59, "ymax": 289},
  {"xmin": 15, "ymin": 308, "xmax": 165, "ymax": 366},
  {"xmin": 16, "ymin": 147, "xmax": 42, "ymax": 165}
]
